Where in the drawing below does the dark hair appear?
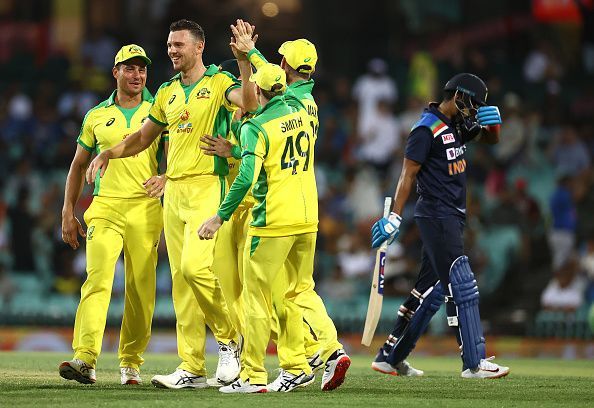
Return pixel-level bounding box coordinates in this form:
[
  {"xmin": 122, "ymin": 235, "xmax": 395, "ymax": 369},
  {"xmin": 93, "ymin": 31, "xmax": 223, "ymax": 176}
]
[
  {"xmin": 284, "ymin": 62, "xmax": 310, "ymax": 81},
  {"xmin": 261, "ymin": 83, "xmax": 284, "ymax": 100},
  {"xmin": 170, "ymin": 19, "xmax": 205, "ymax": 42}
]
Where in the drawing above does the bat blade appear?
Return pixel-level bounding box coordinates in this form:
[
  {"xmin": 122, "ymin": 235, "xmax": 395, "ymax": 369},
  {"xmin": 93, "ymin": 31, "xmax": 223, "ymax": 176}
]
[
  {"xmin": 361, "ymin": 247, "xmax": 386, "ymax": 346},
  {"xmin": 361, "ymin": 196, "xmax": 392, "ymax": 347}
]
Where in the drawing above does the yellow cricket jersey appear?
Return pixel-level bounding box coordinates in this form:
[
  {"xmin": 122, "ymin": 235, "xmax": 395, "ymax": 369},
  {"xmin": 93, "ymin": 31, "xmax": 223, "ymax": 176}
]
[
  {"xmin": 77, "ymin": 88, "xmax": 166, "ymax": 199},
  {"xmin": 218, "ymin": 96, "xmax": 318, "ymax": 237},
  {"xmin": 148, "ymin": 65, "xmax": 240, "ymax": 180}
]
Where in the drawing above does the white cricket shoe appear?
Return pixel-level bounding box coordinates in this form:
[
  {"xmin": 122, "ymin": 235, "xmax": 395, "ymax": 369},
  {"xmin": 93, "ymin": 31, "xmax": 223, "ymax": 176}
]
[
  {"xmin": 307, "ymin": 352, "xmax": 324, "ymax": 373},
  {"xmin": 150, "ymin": 369, "xmax": 208, "ymax": 389},
  {"xmin": 120, "ymin": 367, "xmax": 141, "ymax": 385},
  {"xmin": 216, "ymin": 340, "xmax": 241, "ymax": 384},
  {"xmin": 267, "ymin": 369, "xmax": 315, "ymax": 392},
  {"xmin": 321, "ymin": 349, "xmax": 351, "ymax": 391},
  {"xmin": 59, "ymin": 359, "xmax": 96, "ymax": 384},
  {"xmin": 219, "ymin": 378, "xmax": 267, "ymax": 394},
  {"xmin": 461, "ymin": 357, "xmax": 510, "ymax": 379},
  {"xmin": 371, "ymin": 359, "xmax": 424, "ymax": 377}
]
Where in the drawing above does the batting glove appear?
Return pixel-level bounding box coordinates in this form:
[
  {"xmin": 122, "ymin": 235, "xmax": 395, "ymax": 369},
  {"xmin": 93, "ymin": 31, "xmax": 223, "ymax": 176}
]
[
  {"xmin": 371, "ymin": 212, "xmax": 402, "ymax": 249},
  {"xmin": 476, "ymin": 106, "xmax": 502, "ymax": 126}
]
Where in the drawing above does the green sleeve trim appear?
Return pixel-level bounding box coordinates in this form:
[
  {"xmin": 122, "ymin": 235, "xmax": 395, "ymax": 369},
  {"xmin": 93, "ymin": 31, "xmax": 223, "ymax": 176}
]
[
  {"xmin": 212, "ymin": 106, "xmax": 232, "ymax": 176},
  {"xmin": 148, "ymin": 114, "xmax": 167, "ymax": 127},
  {"xmin": 162, "ymin": 135, "xmax": 169, "ymax": 141},
  {"xmin": 231, "ymin": 144, "xmax": 242, "ymax": 160},
  {"xmin": 247, "ymin": 48, "xmax": 268, "ymax": 69},
  {"xmin": 217, "ymin": 153, "xmax": 256, "ymax": 220},
  {"xmin": 77, "ymin": 139, "xmax": 94, "ymax": 153}
]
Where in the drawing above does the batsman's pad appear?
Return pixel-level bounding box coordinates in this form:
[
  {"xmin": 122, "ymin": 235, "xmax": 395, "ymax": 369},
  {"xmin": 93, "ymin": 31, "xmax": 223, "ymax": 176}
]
[
  {"xmin": 448, "ymin": 255, "xmax": 485, "ymax": 370},
  {"xmin": 387, "ymin": 281, "xmax": 444, "ymax": 365}
]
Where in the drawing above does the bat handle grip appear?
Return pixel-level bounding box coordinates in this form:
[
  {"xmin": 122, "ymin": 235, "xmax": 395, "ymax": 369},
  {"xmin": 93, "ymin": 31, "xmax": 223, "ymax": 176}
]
[{"xmin": 383, "ymin": 196, "xmax": 392, "ymax": 218}]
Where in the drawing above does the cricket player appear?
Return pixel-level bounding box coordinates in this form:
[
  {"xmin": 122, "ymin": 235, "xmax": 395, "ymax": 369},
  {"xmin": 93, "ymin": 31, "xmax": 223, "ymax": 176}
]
[
  {"xmin": 370, "ymin": 73, "xmax": 510, "ymax": 379},
  {"xmin": 198, "ymin": 63, "xmax": 321, "ymax": 393},
  {"xmin": 86, "ymin": 19, "xmax": 258, "ymax": 388},
  {"xmin": 231, "ymin": 27, "xmax": 350, "ymax": 389},
  {"xmin": 59, "ymin": 44, "xmax": 167, "ymax": 385}
]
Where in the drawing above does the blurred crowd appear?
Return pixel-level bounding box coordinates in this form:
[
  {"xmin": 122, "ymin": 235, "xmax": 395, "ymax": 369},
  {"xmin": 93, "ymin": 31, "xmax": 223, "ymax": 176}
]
[{"xmin": 1, "ymin": 3, "xmax": 594, "ymax": 334}]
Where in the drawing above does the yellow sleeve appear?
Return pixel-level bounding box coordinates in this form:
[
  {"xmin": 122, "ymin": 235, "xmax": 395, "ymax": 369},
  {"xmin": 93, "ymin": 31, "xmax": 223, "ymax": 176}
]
[
  {"xmin": 247, "ymin": 48, "xmax": 268, "ymax": 69},
  {"xmin": 148, "ymin": 84, "xmax": 168, "ymax": 126},
  {"xmin": 76, "ymin": 110, "xmax": 96, "ymax": 152},
  {"xmin": 219, "ymin": 72, "xmax": 241, "ymax": 112}
]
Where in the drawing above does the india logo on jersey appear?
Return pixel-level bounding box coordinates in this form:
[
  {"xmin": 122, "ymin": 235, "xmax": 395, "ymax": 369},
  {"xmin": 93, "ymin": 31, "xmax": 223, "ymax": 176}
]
[{"xmin": 196, "ymin": 87, "xmax": 211, "ymax": 99}]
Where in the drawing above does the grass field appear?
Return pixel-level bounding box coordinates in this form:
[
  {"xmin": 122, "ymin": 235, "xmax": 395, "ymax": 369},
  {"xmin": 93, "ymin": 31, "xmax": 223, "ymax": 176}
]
[{"xmin": 1, "ymin": 352, "xmax": 593, "ymax": 407}]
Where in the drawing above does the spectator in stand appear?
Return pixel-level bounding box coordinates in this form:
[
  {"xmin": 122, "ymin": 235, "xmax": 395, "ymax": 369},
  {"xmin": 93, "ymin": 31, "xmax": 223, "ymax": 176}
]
[
  {"xmin": 352, "ymin": 58, "xmax": 398, "ymax": 136},
  {"xmin": 549, "ymin": 173, "xmax": 577, "ymax": 270},
  {"xmin": 8, "ymin": 187, "xmax": 35, "ymax": 272},
  {"xmin": 494, "ymin": 93, "xmax": 527, "ymax": 166},
  {"xmin": 357, "ymin": 99, "xmax": 401, "ymax": 174},
  {"xmin": 541, "ymin": 254, "xmax": 587, "ymax": 312},
  {"xmin": 574, "ymin": 0, "xmax": 594, "ymax": 75},
  {"xmin": 550, "ymin": 125, "xmax": 591, "ymax": 177}
]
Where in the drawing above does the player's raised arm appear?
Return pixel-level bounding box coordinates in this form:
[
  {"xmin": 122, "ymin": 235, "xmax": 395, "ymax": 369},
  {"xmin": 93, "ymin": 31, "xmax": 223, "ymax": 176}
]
[
  {"xmin": 227, "ymin": 19, "xmax": 258, "ymax": 112},
  {"xmin": 85, "ymin": 119, "xmax": 164, "ymax": 184},
  {"xmin": 62, "ymin": 145, "xmax": 92, "ymax": 249}
]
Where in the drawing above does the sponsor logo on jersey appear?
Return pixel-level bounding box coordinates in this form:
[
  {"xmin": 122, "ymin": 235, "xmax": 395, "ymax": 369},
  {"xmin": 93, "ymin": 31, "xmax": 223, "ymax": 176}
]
[
  {"xmin": 446, "ymin": 146, "xmax": 466, "ymax": 161},
  {"xmin": 441, "ymin": 133, "xmax": 455, "ymax": 144},
  {"xmin": 106, "ymin": 117, "xmax": 115, "ymax": 126},
  {"xmin": 196, "ymin": 87, "xmax": 211, "ymax": 99},
  {"xmin": 168, "ymin": 94, "xmax": 176, "ymax": 105},
  {"xmin": 180, "ymin": 110, "xmax": 190, "ymax": 121},
  {"xmin": 87, "ymin": 226, "xmax": 95, "ymax": 241},
  {"xmin": 177, "ymin": 123, "xmax": 193, "ymax": 133}
]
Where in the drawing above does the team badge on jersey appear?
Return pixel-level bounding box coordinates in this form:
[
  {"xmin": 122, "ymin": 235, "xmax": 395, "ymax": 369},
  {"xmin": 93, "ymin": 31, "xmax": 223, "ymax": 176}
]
[
  {"xmin": 196, "ymin": 87, "xmax": 211, "ymax": 99},
  {"xmin": 441, "ymin": 133, "xmax": 455, "ymax": 144}
]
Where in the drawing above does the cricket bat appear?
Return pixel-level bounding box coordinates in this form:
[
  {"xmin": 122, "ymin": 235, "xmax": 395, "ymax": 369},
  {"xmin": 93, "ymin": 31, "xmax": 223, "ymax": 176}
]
[{"xmin": 361, "ymin": 196, "xmax": 392, "ymax": 346}]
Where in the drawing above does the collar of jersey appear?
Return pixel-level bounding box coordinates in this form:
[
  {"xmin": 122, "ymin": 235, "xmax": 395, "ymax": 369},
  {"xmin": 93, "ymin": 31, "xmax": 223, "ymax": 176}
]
[
  {"xmin": 428, "ymin": 102, "xmax": 452, "ymax": 127},
  {"xmin": 169, "ymin": 64, "xmax": 219, "ymax": 84},
  {"xmin": 289, "ymin": 79, "xmax": 314, "ymax": 92},
  {"xmin": 254, "ymin": 95, "xmax": 286, "ymax": 115},
  {"xmin": 105, "ymin": 87, "xmax": 153, "ymax": 107}
]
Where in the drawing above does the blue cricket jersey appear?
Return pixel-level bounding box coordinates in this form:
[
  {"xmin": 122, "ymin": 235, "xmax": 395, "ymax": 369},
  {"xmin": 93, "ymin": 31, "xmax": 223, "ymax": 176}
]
[{"xmin": 405, "ymin": 104, "xmax": 475, "ymax": 219}]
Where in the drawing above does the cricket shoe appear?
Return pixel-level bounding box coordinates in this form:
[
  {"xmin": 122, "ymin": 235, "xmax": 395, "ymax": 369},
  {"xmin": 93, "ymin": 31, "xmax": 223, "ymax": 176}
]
[
  {"xmin": 461, "ymin": 357, "xmax": 510, "ymax": 379},
  {"xmin": 321, "ymin": 349, "xmax": 351, "ymax": 391},
  {"xmin": 58, "ymin": 359, "xmax": 96, "ymax": 384},
  {"xmin": 150, "ymin": 369, "xmax": 208, "ymax": 389},
  {"xmin": 216, "ymin": 340, "xmax": 241, "ymax": 384},
  {"xmin": 120, "ymin": 367, "xmax": 141, "ymax": 385},
  {"xmin": 371, "ymin": 349, "xmax": 424, "ymax": 376},
  {"xmin": 307, "ymin": 352, "xmax": 324, "ymax": 373},
  {"xmin": 219, "ymin": 378, "xmax": 267, "ymax": 394},
  {"xmin": 267, "ymin": 369, "xmax": 315, "ymax": 392}
]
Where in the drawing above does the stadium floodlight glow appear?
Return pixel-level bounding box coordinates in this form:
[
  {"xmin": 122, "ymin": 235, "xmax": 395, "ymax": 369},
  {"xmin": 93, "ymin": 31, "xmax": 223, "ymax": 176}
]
[{"xmin": 262, "ymin": 2, "xmax": 279, "ymax": 17}]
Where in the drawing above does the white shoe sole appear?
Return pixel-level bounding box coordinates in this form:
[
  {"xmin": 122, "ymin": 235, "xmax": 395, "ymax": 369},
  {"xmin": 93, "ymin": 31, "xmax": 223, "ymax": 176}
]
[
  {"xmin": 150, "ymin": 377, "xmax": 208, "ymax": 389},
  {"xmin": 371, "ymin": 362, "xmax": 398, "ymax": 376},
  {"xmin": 461, "ymin": 368, "xmax": 510, "ymax": 379},
  {"xmin": 59, "ymin": 362, "xmax": 95, "ymax": 384}
]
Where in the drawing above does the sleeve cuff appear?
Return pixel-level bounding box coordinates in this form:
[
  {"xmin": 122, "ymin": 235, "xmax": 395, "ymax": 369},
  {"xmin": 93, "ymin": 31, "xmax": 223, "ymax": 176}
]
[
  {"xmin": 77, "ymin": 139, "xmax": 95, "ymax": 153},
  {"xmin": 148, "ymin": 114, "xmax": 167, "ymax": 127},
  {"xmin": 217, "ymin": 209, "xmax": 230, "ymax": 222},
  {"xmin": 230, "ymin": 145, "xmax": 241, "ymax": 160}
]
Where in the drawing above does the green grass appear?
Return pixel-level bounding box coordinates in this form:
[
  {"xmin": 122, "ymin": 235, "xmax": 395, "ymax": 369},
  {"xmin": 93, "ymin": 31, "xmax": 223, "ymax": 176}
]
[{"xmin": 1, "ymin": 352, "xmax": 593, "ymax": 407}]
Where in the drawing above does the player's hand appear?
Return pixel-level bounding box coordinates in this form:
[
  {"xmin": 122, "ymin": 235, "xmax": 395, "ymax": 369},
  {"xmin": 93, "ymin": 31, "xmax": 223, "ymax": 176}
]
[
  {"xmin": 198, "ymin": 214, "xmax": 223, "ymax": 240},
  {"xmin": 61, "ymin": 213, "xmax": 86, "ymax": 250},
  {"xmin": 86, "ymin": 151, "xmax": 111, "ymax": 184},
  {"xmin": 476, "ymin": 106, "xmax": 502, "ymax": 126},
  {"xmin": 371, "ymin": 212, "xmax": 402, "ymax": 248},
  {"xmin": 143, "ymin": 175, "xmax": 167, "ymax": 198},
  {"xmin": 200, "ymin": 134, "xmax": 233, "ymax": 158},
  {"xmin": 230, "ymin": 19, "xmax": 258, "ymax": 56}
]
